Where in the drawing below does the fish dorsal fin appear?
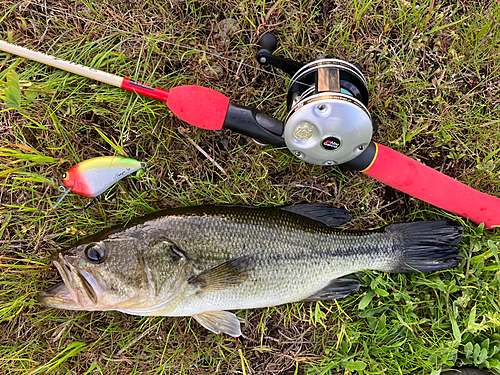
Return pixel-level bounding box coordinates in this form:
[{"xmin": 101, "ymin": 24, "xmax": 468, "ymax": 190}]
[
  {"xmin": 280, "ymin": 204, "xmax": 352, "ymax": 227},
  {"xmin": 193, "ymin": 310, "xmax": 242, "ymax": 337},
  {"xmin": 302, "ymin": 278, "xmax": 360, "ymax": 302},
  {"xmin": 188, "ymin": 255, "xmax": 255, "ymax": 293}
]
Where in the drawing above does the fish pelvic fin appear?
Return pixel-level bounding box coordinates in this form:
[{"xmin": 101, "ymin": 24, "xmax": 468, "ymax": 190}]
[
  {"xmin": 188, "ymin": 255, "xmax": 255, "ymax": 294},
  {"xmin": 301, "ymin": 278, "xmax": 360, "ymax": 302},
  {"xmin": 193, "ymin": 311, "xmax": 242, "ymax": 337},
  {"xmin": 386, "ymin": 220, "xmax": 463, "ymax": 273}
]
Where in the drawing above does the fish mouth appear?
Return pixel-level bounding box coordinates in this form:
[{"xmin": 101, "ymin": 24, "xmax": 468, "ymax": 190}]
[
  {"xmin": 36, "ymin": 282, "xmax": 79, "ymax": 310},
  {"xmin": 37, "ymin": 253, "xmax": 99, "ymax": 310}
]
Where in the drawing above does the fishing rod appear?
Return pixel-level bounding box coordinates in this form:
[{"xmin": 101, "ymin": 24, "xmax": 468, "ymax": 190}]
[
  {"xmin": 1, "ymin": 36, "xmax": 500, "ymax": 228},
  {"xmin": 0, "ymin": 40, "xmax": 284, "ymax": 146}
]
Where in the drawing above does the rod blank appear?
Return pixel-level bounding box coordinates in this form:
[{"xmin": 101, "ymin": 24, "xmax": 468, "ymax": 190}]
[{"xmin": 0, "ymin": 40, "xmax": 123, "ymax": 87}]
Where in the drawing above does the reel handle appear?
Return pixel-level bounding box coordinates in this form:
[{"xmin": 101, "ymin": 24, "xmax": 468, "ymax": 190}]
[
  {"xmin": 255, "ymin": 33, "xmax": 303, "ymax": 76},
  {"xmin": 257, "ymin": 33, "xmax": 278, "ymax": 54},
  {"xmin": 362, "ymin": 143, "xmax": 500, "ymax": 228}
]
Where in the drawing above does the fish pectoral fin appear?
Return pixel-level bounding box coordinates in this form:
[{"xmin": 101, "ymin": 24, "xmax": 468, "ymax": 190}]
[
  {"xmin": 302, "ymin": 278, "xmax": 360, "ymax": 302},
  {"xmin": 280, "ymin": 204, "xmax": 352, "ymax": 227},
  {"xmin": 193, "ymin": 311, "xmax": 242, "ymax": 337},
  {"xmin": 188, "ymin": 255, "xmax": 254, "ymax": 293}
]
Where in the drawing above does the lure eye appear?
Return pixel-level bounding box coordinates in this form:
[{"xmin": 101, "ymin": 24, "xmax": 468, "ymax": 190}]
[
  {"xmin": 62, "ymin": 172, "xmax": 69, "ymax": 180},
  {"xmin": 84, "ymin": 243, "xmax": 105, "ymax": 264}
]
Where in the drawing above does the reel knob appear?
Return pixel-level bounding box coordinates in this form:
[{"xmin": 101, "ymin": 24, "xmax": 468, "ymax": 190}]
[
  {"xmin": 255, "ymin": 33, "xmax": 303, "ymax": 76},
  {"xmin": 257, "ymin": 33, "xmax": 278, "ymax": 56}
]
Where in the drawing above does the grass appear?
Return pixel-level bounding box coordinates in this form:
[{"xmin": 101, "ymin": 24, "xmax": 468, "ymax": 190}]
[{"xmin": 1, "ymin": 0, "xmax": 500, "ymax": 373}]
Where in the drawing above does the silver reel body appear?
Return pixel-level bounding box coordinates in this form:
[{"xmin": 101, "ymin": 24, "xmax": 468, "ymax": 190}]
[{"xmin": 283, "ymin": 59, "xmax": 374, "ymax": 166}]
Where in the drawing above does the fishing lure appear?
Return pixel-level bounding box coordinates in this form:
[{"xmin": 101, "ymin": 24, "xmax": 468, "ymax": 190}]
[
  {"xmin": 54, "ymin": 156, "xmax": 147, "ymax": 209},
  {"xmin": 62, "ymin": 156, "xmax": 144, "ymax": 197}
]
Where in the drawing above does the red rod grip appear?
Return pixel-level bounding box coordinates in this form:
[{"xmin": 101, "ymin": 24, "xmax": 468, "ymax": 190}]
[
  {"xmin": 166, "ymin": 85, "xmax": 230, "ymax": 130},
  {"xmin": 120, "ymin": 82, "xmax": 230, "ymax": 130},
  {"xmin": 363, "ymin": 143, "xmax": 500, "ymax": 229}
]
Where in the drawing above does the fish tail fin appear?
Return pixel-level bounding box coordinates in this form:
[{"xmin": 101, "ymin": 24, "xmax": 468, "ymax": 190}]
[{"xmin": 386, "ymin": 220, "xmax": 463, "ymax": 273}]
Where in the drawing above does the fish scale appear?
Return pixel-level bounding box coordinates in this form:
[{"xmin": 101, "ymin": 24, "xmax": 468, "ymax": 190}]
[
  {"xmin": 38, "ymin": 204, "xmax": 462, "ymax": 337},
  {"xmin": 167, "ymin": 225, "xmax": 396, "ymax": 316}
]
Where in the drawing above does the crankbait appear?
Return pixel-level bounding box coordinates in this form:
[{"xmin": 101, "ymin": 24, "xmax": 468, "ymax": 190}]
[
  {"xmin": 53, "ymin": 156, "xmax": 148, "ymax": 209},
  {"xmin": 62, "ymin": 156, "xmax": 144, "ymax": 197}
]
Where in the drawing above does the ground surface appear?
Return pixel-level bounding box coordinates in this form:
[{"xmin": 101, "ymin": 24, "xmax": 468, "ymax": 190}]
[{"xmin": 1, "ymin": 0, "xmax": 500, "ymax": 374}]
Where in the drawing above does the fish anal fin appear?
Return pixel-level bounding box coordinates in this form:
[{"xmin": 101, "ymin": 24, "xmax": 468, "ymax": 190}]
[
  {"xmin": 302, "ymin": 278, "xmax": 360, "ymax": 302},
  {"xmin": 194, "ymin": 311, "xmax": 242, "ymax": 337},
  {"xmin": 188, "ymin": 255, "xmax": 254, "ymax": 293},
  {"xmin": 280, "ymin": 204, "xmax": 352, "ymax": 227}
]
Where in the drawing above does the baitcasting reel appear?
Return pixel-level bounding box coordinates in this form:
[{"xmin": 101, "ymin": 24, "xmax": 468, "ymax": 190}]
[
  {"xmin": 256, "ymin": 33, "xmax": 375, "ymax": 167},
  {"xmin": 217, "ymin": 32, "xmax": 378, "ymax": 170}
]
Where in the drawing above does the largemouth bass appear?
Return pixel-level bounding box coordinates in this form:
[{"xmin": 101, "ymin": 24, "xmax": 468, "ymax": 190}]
[{"xmin": 38, "ymin": 204, "xmax": 462, "ymax": 337}]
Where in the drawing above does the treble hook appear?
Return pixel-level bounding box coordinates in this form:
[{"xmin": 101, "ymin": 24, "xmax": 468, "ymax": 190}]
[
  {"xmin": 140, "ymin": 162, "xmax": 162, "ymax": 191},
  {"xmin": 82, "ymin": 196, "xmax": 101, "ymax": 218}
]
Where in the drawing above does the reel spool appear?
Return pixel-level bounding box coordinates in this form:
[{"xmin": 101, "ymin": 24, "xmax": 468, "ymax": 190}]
[
  {"xmin": 256, "ymin": 34, "xmax": 375, "ymax": 166},
  {"xmin": 285, "ymin": 60, "xmax": 374, "ymax": 165}
]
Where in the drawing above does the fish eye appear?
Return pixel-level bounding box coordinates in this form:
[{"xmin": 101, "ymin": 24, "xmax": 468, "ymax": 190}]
[{"xmin": 84, "ymin": 243, "xmax": 105, "ymax": 264}]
